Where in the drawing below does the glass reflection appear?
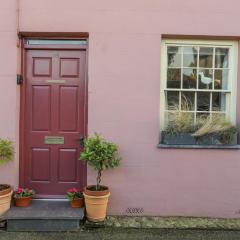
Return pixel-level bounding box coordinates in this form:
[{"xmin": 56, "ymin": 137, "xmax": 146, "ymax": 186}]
[
  {"xmin": 199, "ymin": 47, "xmax": 213, "ymax": 68},
  {"xmin": 183, "ymin": 46, "xmax": 198, "ymax": 67},
  {"xmin": 215, "ymin": 48, "xmax": 229, "ymax": 68},
  {"xmin": 214, "ymin": 69, "xmax": 228, "ymax": 90},
  {"xmin": 183, "ymin": 68, "xmax": 197, "ymax": 89},
  {"xmin": 212, "ymin": 92, "xmax": 226, "ymax": 111},
  {"xmin": 168, "ymin": 47, "xmax": 181, "ymax": 68},
  {"xmin": 197, "ymin": 92, "xmax": 210, "ymax": 111},
  {"xmin": 167, "ymin": 69, "xmax": 181, "ymax": 88}
]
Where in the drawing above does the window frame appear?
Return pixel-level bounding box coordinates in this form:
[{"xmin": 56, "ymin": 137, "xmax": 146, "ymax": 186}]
[{"xmin": 160, "ymin": 39, "xmax": 238, "ymax": 131}]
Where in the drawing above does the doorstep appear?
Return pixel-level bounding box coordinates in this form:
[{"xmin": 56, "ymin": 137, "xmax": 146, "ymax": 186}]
[{"xmin": 3, "ymin": 199, "xmax": 84, "ymax": 231}]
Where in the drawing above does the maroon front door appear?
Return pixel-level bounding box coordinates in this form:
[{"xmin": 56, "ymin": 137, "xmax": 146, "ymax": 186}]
[{"xmin": 23, "ymin": 48, "xmax": 87, "ymax": 197}]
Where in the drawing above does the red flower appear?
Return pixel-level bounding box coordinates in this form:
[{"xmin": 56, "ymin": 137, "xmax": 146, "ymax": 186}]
[
  {"xmin": 16, "ymin": 187, "xmax": 23, "ymax": 194},
  {"xmin": 68, "ymin": 188, "xmax": 79, "ymax": 193}
]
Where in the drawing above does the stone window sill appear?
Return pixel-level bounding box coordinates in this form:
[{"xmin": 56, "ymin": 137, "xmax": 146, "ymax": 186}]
[{"xmin": 158, "ymin": 144, "xmax": 240, "ymax": 149}]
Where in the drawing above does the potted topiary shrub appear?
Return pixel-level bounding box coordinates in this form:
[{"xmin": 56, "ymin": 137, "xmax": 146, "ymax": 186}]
[
  {"xmin": 80, "ymin": 134, "xmax": 121, "ymax": 222},
  {"xmin": 0, "ymin": 139, "xmax": 14, "ymax": 216},
  {"xmin": 66, "ymin": 188, "xmax": 84, "ymax": 208},
  {"xmin": 13, "ymin": 188, "xmax": 35, "ymax": 207}
]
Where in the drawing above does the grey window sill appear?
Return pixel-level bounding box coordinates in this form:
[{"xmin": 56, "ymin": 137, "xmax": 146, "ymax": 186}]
[{"xmin": 158, "ymin": 144, "xmax": 240, "ymax": 149}]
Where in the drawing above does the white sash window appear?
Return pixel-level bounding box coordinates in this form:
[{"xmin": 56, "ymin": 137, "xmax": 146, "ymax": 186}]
[{"xmin": 160, "ymin": 39, "xmax": 238, "ymax": 129}]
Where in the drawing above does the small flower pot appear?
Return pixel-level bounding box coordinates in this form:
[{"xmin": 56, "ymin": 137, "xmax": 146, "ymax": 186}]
[
  {"xmin": 70, "ymin": 198, "xmax": 84, "ymax": 208},
  {"xmin": 14, "ymin": 196, "xmax": 32, "ymax": 207}
]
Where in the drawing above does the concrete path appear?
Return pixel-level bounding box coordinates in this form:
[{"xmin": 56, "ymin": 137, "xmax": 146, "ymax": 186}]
[{"xmin": 1, "ymin": 228, "xmax": 240, "ymax": 240}]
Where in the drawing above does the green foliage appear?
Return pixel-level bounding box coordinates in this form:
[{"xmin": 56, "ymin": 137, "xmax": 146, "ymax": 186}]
[
  {"xmin": 66, "ymin": 189, "xmax": 83, "ymax": 201},
  {"xmin": 192, "ymin": 115, "xmax": 236, "ymax": 138},
  {"xmin": 80, "ymin": 134, "xmax": 121, "ymax": 190},
  {"xmin": 165, "ymin": 99, "xmax": 195, "ymax": 134},
  {"xmin": 80, "ymin": 134, "xmax": 121, "ymax": 171},
  {"xmin": 0, "ymin": 139, "xmax": 14, "ymax": 165},
  {"xmin": 220, "ymin": 126, "xmax": 238, "ymax": 144},
  {"xmin": 14, "ymin": 187, "xmax": 35, "ymax": 198},
  {"xmin": 165, "ymin": 111, "xmax": 195, "ymax": 134},
  {"xmin": 164, "ymin": 98, "xmax": 238, "ymax": 145}
]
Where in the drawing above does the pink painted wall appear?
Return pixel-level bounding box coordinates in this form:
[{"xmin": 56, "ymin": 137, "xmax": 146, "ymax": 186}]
[
  {"xmin": 1, "ymin": 0, "xmax": 240, "ymax": 218},
  {"xmin": 0, "ymin": 0, "xmax": 19, "ymax": 187}
]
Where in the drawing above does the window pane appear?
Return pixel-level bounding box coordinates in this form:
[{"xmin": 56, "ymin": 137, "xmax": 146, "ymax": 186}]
[
  {"xmin": 211, "ymin": 112, "xmax": 226, "ymax": 120},
  {"xmin": 181, "ymin": 92, "xmax": 195, "ymax": 111},
  {"xmin": 214, "ymin": 69, "xmax": 228, "ymax": 90},
  {"xmin": 199, "ymin": 47, "xmax": 213, "ymax": 68},
  {"xmin": 197, "ymin": 92, "xmax": 210, "ymax": 111},
  {"xmin": 166, "ymin": 91, "xmax": 179, "ymax": 110},
  {"xmin": 168, "ymin": 47, "xmax": 181, "ymax": 68},
  {"xmin": 166, "ymin": 112, "xmax": 194, "ymax": 129},
  {"xmin": 27, "ymin": 39, "xmax": 87, "ymax": 45},
  {"xmin": 167, "ymin": 69, "xmax": 181, "ymax": 88},
  {"xmin": 215, "ymin": 48, "xmax": 229, "ymax": 68},
  {"xmin": 196, "ymin": 113, "xmax": 210, "ymax": 125},
  {"xmin": 212, "ymin": 92, "xmax": 226, "ymax": 111},
  {"xmin": 198, "ymin": 69, "xmax": 213, "ymax": 89},
  {"xmin": 183, "ymin": 68, "xmax": 197, "ymax": 89},
  {"xmin": 183, "ymin": 46, "xmax": 198, "ymax": 67}
]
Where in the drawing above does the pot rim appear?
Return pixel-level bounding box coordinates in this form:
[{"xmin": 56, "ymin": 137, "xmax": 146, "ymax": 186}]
[
  {"xmin": 14, "ymin": 195, "xmax": 33, "ymax": 199},
  {"xmin": 71, "ymin": 198, "xmax": 84, "ymax": 201},
  {"xmin": 0, "ymin": 184, "xmax": 12, "ymax": 196},
  {"xmin": 83, "ymin": 192, "xmax": 110, "ymax": 198},
  {"xmin": 84, "ymin": 185, "xmax": 109, "ymax": 196}
]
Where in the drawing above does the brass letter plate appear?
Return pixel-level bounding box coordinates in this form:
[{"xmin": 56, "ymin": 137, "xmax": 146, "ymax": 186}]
[
  {"xmin": 46, "ymin": 80, "xmax": 66, "ymax": 84},
  {"xmin": 44, "ymin": 136, "xmax": 64, "ymax": 145}
]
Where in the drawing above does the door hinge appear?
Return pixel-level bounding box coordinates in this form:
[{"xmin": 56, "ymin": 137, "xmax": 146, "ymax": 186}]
[{"xmin": 17, "ymin": 74, "xmax": 23, "ymax": 85}]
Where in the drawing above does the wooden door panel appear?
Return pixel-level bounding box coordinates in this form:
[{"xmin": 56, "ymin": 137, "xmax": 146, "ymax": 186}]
[
  {"xmin": 33, "ymin": 57, "xmax": 52, "ymax": 77},
  {"xmin": 24, "ymin": 49, "xmax": 87, "ymax": 197},
  {"xmin": 32, "ymin": 86, "xmax": 51, "ymax": 131},
  {"xmin": 59, "ymin": 86, "xmax": 79, "ymax": 132},
  {"xmin": 31, "ymin": 148, "xmax": 51, "ymax": 181},
  {"xmin": 60, "ymin": 58, "xmax": 79, "ymax": 77},
  {"xmin": 58, "ymin": 148, "xmax": 78, "ymax": 182}
]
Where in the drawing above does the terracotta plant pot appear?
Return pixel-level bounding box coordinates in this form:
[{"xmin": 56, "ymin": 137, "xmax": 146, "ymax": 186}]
[
  {"xmin": 70, "ymin": 198, "xmax": 84, "ymax": 208},
  {"xmin": 0, "ymin": 184, "xmax": 12, "ymax": 216},
  {"xmin": 14, "ymin": 196, "xmax": 32, "ymax": 207},
  {"xmin": 83, "ymin": 185, "xmax": 110, "ymax": 222}
]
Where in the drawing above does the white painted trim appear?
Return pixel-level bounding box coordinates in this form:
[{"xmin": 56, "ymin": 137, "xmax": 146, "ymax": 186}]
[{"xmin": 160, "ymin": 39, "xmax": 238, "ymax": 130}]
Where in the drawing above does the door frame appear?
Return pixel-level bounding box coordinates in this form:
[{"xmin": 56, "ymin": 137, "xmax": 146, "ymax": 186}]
[{"xmin": 19, "ymin": 33, "xmax": 89, "ymax": 191}]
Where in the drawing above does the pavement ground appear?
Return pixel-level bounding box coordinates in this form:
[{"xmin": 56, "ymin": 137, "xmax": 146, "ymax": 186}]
[{"xmin": 1, "ymin": 228, "xmax": 240, "ymax": 240}]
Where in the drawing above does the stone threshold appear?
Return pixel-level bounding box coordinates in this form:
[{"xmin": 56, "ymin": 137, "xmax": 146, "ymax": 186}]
[
  {"xmin": 98, "ymin": 216, "xmax": 240, "ymax": 230},
  {"xmin": 3, "ymin": 200, "xmax": 84, "ymax": 231}
]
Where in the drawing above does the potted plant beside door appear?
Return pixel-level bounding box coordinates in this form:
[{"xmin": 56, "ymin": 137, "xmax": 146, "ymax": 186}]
[
  {"xmin": 0, "ymin": 139, "xmax": 14, "ymax": 216},
  {"xmin": 80, "ymin": 134, "xmax": 121, "ymax": 222},
  {"xmin": 66, "ymin": 188, "xmax": 84, "ymax": 208},
  {"xmin": 14, "ymin": 188, "xmax": 35, "ymax": 207}
]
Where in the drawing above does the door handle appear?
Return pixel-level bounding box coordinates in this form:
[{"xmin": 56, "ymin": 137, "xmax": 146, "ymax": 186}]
[{"xmin": 77, "ymin": 136, "xmax": 85, "ymax": 147}]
